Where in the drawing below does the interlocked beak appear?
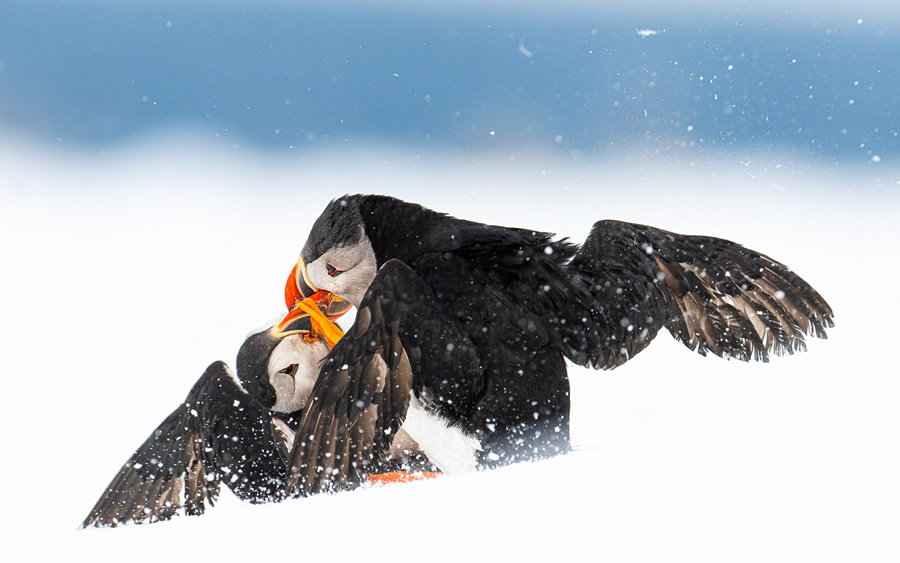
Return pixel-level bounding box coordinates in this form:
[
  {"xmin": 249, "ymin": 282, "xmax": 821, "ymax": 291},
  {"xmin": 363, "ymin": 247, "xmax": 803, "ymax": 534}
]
[
  {"xmin": 278, "ymin": 255, "xmax": 352, "ymax": 348},
  {"xmin": 284, "ymin": 259, "xmax": 322, "ymax": 309},
  {"xmin": 274, "ymin": 295, "xmax": 345, "ymax": 348}
]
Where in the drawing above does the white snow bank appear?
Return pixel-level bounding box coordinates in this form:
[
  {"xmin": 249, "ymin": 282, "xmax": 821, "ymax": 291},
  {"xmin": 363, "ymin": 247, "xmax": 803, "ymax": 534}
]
[{"xmin": 1, "ymin": 135, "xmax": 897, "ymax": 562}]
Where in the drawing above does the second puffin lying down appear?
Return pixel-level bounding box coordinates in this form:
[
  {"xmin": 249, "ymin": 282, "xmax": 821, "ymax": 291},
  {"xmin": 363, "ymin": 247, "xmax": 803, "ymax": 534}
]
[
  {"xmin": 82, "ymin": 308, "xmax": 449, "ymax": 528},
  {"xmin": 282, "ymin": 195, "xmax": 835, "ymax": 495},
  {"xmin": 81, "ymin": 312, "xmax": 329, "ymax": 527}
]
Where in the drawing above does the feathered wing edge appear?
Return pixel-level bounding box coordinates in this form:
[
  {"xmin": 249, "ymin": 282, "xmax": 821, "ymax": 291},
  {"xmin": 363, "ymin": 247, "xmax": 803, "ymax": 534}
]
[
  {"xmin": 648, "ymin": 225, "xmax": 834, "ymax": 362},
  {"xmin": 82, "ymin": 415, "xmax": 218, "ymax": 528},
  {"xmin": 81, "ymin": 362, "xmax": 235, "ymax": 528},
  {"xmin": 285, "ymin": 260, "xmax": 431, "ymax": 496},
  {"xmin": 570, "ymin": 220, "xmax": 834, "ymax": 368}
]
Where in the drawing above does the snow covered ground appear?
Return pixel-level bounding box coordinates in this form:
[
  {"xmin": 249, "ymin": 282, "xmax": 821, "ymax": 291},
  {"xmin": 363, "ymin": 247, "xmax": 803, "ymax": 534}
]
[{"xmin": 1, "ymin": 135, "xmax": 898, "ymax": 561}]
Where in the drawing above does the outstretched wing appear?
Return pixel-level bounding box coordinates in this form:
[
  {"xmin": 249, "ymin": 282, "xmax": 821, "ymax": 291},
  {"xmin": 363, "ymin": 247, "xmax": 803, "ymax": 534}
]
[
  {"xmin": 286, "ymin": 259, "xmax": 480, "ymax": 496},
  {"xmin": 83, "ymin": 361, "xmax": 286, "ymax": 527},
  {"xmin": 569, "ymin": 220, "xmax": 834, "ymax": 369}
]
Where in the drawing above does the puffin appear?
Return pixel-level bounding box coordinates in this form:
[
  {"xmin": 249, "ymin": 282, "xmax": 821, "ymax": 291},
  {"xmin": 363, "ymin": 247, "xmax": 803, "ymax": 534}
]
[
  {"xmin": 83, "ymin": 301, "xmax": 460, "ymax": 527},
  {"xmin": 280, "ymin": 195, "xmax": 835, "ymax": 495},
  {"xmin": 81, "ymin": 311, "xmax": 332, "ymax": 527}
]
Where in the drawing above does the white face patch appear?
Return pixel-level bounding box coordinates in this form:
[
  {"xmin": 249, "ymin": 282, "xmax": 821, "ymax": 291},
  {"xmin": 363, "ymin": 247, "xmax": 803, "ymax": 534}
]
[
  {"xmin": 305, "ymin": 227, "xmax": 377, "ymax": 307},
  {"xmin": 400, "ymin": 391, "xmax": 482, "ymax": 474},
  {"xmin": 267, "ymin": 335, "xmax": 329, "ymax": 413}
]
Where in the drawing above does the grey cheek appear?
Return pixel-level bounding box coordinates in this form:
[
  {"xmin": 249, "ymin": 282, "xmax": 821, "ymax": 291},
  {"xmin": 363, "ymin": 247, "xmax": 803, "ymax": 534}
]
[{"xmin": 271, "ymin": 373, "xmax": 294, "ymax": 405}]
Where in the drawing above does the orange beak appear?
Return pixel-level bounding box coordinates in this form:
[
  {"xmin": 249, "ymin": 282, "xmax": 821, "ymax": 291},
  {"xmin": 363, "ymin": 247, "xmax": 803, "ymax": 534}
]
[
  {"xmin": 278, "ymin": 257, "xmax": 353, "ymax": 348},
  {"xmin": 284, "ymin": 256, "xmax": 324, "ymax": 307},
  {"xmin": 283, "ymin": 263, "xmax": 304, "ymax": 311},
  {"xmin": 276, "ymin": 293, "xmax": 345, "ymax": 348}
]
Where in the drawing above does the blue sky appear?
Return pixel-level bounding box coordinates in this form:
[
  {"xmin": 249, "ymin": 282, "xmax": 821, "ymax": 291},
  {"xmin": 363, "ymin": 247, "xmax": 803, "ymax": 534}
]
[{"xmin": 1, "ymin": 1, "xmax": 897, "ymax": 164}]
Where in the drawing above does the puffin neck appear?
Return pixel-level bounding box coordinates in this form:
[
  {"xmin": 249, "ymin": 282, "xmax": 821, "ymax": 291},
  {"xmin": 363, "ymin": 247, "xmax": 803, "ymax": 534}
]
[{"xmin": 358, "ymin": 196, "xmax": 454, "ymax": 267}]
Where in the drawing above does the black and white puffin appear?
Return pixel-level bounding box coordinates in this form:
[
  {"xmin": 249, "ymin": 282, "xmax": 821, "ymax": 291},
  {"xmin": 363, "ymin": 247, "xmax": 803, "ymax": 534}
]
[
  {"xmin": 83, "ymin": 301, "xmax": 465, "ymax": 527},
  {"xmin": 281, "ymin": 195, "xmax": 834, "ymax": 495},
  {"xmin": 82, "ymin": 311, "xmax": 335, "ymax": 527}
]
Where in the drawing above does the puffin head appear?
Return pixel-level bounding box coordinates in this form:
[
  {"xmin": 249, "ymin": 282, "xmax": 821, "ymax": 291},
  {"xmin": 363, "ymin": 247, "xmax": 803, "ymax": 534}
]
[
  {"xmin": 235, "ymin": 313, "xmax": 330, "ymax": 414},
  {"xmin": 284, "ymin": 196, "xmax": 378, "ymax": 310}
]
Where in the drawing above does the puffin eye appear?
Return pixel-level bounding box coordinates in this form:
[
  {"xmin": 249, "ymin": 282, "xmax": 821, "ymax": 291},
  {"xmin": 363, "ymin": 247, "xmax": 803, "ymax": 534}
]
[
  {"xmin": 326, "ymin": 264, "xmax": 342, "ymax": 277},
  {"xmin": 278, "ymin": 364, "xmax": 297, "ymax": 377}
]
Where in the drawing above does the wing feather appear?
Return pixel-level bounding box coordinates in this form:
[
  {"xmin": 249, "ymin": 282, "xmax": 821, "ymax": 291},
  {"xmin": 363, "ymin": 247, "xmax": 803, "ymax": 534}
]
[
  {"xmin": 571, "ymin": 220, "xmax": 834, "ymax": 368},
  {"xmin": 83, "ymin": 361, "xmax": 287, "ymax": 527},
  {"xmin": 286, "ymin": 260, "xmax": 460, "ymax": 496}
]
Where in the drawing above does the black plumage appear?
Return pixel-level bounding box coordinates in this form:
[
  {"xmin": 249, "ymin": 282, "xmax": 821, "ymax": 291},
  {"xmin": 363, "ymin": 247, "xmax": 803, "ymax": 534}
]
[
  {"xmin": 286, "ymin": 195, "xmax": 834, "ymax": 495},
  {"xmin": 82, "ymin": 315, "xmax": 317, "ymax": 528},
  {"xmin": 569, "ymin": 220, "xmax": 834, "ymax": 367}
]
